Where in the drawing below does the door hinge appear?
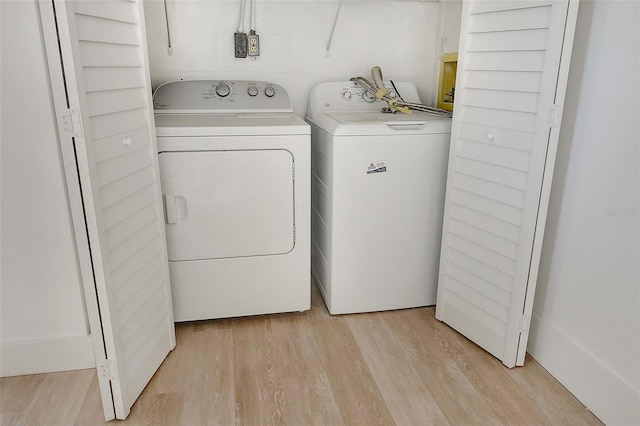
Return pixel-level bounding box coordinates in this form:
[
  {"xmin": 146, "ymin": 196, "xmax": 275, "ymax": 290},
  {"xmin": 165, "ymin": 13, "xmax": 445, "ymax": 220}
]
[
  {"xmin": 548, "ymin": 104, "xmax": 562, "ymax": 128},
  {"xmin": 292, "ymin": 162, "xmax": 296, "ymax": 181},
  {"xmin": 518, "ymin": 315, "xmax": 530, "ymax": 333},
  {"xmin": 62, "ymin": 108, "xmax": 83, "ymax": 137},
  {"xmin": 98, "ymin": 359, "xmax": 118, "ymax": 381},
  {"xmin": 293, "ymin": 224, "xmax": 296, "ymax": 243}
]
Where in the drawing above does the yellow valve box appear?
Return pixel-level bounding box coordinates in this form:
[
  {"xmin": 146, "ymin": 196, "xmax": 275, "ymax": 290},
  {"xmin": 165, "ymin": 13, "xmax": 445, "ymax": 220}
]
[{"xmin": 437, "ymin": 52, "xmax": 458, "ymax": 112}]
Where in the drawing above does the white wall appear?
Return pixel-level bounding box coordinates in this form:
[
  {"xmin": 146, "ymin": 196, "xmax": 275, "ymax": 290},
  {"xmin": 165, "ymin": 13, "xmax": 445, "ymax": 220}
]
[
  {"xmin": 432, "ymin": 0, "xmax": 461, "ymax": 105},
  {"xmin": 436, "ymin": 0, "xmax": 462, "ymax": 55},
  {"xmin": 0, "ymin": 0, "xmax": 94, "ymax": 376},
  {"xmin": 143, "ymin": 0, "xmax": 441, "ymax": 116},
  {"xmin": 528, "ymin": 1, "xmax": 640, "ymax": 425}
]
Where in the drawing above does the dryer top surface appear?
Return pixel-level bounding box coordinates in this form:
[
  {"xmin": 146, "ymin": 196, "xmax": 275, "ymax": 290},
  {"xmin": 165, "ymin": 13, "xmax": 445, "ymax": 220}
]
[{"xmin": 154, "ymin": 113, "xmax": 310, "ymax": 137}]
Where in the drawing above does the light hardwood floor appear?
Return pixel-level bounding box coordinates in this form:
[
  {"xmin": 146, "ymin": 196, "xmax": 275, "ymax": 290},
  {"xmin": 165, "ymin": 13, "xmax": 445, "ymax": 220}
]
[{"xmin": 1, "ymin": 281, "xmax": 602, "ymax": 425}]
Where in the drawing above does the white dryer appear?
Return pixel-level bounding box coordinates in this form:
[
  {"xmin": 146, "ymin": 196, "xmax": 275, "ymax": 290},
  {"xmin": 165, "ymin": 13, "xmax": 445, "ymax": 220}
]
[
  {"xmin": 154, "ymin": 80, "xmax": 310, "ymax": 321},
  {"xmin": 306, "ymin": 81, "xmax": 451, "ymax": 315}
]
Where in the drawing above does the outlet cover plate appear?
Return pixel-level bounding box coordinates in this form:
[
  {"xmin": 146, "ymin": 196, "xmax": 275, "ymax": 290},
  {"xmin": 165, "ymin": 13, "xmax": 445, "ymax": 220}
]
[{"xmin": 234, "ymin": 32, "xmax": 247, "ymax": 58}]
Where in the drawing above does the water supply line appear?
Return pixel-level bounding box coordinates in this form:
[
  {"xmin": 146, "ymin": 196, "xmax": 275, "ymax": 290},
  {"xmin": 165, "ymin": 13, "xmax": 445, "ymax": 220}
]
[
  {"xmin": 352, "ymin": 67, "xmax": 452, "ymax": 117},
  {"xmin": 163, "ymin": 0, "xmax": 173, "ymax": 55},
  {"xmin": 237, "ymin": 0, "xmax": 247, "ymax": 33},
  {"xmin": 326, "ymin": 0, "xmax": 342, "ymax": 57}
]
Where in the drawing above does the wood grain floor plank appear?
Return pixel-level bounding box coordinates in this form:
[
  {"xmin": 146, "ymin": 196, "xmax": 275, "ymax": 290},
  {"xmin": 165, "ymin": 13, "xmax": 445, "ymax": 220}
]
[
  {"xmin": 507, "ymin": 354, "xmax": 602, "ymax": 425},
  {"xmin": 131, "ymin": 391, "xmax": 184, "ymax": 426},
  {"xmin": 310, "ymin": 318, "xmax": 396, "ymax": 425},
  {"xmin": 270, "ymin": 313, "xmax": 326, "ymax": 379},
  {"xmin": 0, "ymin": 282, "xmax": 603, "ymax": 426},
  {"xmin": 383, "ymin": 308, "xmax": 504, "ymax": 425},
  {"xmin": 281, "ymin": 373, "xmax": 343, "ymax": 426},
  {"xmin": 425, "ymin": 310, "xmax": 555, "ymax": 424},
  {"xmin": 426, "ymin": 309, "xmax": 545, "ymax": 424},
  {"xmin": 0, "ymin": 412, "xmax": 22, "ymax": 426},
  {"xmin": 18, "ymin": 369, "xmax": 94, "ymax": 425},
  {"xmin": 422, "ymin": 309, "xmax": 602, "ymax": 425},
  {"xmin": 233, "ymin": 315, "xmax": 287, "ymax": 426},
  {"xmin": 346, "ymin": 312, "xmax": 450, "ymax": 425},
  {"xmin": 177, "ymin": 324, "xmax": 235, "ymax": 426},
  {"xmin": 0, "ymin": 373, "xmax": 45, "ymax": 422}
]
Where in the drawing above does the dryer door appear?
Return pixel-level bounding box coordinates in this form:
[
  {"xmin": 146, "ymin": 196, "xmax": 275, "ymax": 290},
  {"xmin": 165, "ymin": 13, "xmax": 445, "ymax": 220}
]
[{"xmin": 159, "ymin": 149, "xmax": 295, "ymax": 261}]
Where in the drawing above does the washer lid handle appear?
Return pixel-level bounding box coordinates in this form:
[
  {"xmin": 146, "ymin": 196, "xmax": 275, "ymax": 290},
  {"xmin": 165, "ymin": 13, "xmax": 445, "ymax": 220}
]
[{"xmin": 385, "ymin": 123, "xmax": 425, "ymax": 131}]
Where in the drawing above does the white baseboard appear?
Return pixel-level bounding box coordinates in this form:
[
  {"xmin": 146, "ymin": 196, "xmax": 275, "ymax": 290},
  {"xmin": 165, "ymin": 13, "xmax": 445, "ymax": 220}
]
[
  {"xmin": 1, "ymin": 335, "xmax": 95, "ymax": 377},
  {"xmin": 528, "ymin": 313, "xmax": 640, "ymax": 426}
]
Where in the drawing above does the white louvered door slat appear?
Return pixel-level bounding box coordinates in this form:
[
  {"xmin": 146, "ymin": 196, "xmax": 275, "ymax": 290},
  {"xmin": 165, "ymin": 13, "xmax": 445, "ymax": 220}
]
[
  {"xmin": 436, "ymin": 0, "xmax": 579, "ymax": 368},
  {"xmin": 52, "ymin": 0, "xmax": 175, "ymax": 419}
]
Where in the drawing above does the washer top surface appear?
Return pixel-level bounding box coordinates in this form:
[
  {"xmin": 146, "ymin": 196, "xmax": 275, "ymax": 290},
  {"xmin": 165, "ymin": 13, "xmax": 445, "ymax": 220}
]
[{"xmin": 306, "ymin": 81, "xmax": 451, "ymax": 136}]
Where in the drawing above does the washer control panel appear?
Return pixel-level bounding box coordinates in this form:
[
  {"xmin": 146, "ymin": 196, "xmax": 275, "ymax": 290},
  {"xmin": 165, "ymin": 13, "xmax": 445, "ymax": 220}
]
[
  {"xmin": 337, "ymin": 83, "xmax": 400, "ymax": 105},
  {"xmin": 153, "ymin": 80, "xmax": 293, "ymax": 114},
  {"xmin": 306, "ymin": 81, "xmax": 422, "ymax": 119}
]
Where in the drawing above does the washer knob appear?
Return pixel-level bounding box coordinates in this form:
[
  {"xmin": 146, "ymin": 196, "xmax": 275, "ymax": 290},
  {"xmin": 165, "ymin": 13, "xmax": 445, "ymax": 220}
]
[
  {"xmin": 362, "ymin": 90, "xmax": 376, "ymax": 103},
  {"xmin": 342, "ymin": 91, "xmax": 352, "ymax": 100},
  {"xmin": 264, "ymin": 86, "xmax": 276, "ymax": 98},
  {"xmin": 247, "ymin": 86, "xmax": 259, "ymax": 97},
  {"xmin": 215, "ymin": 82, "xmax": 231, "ymax": 97}
]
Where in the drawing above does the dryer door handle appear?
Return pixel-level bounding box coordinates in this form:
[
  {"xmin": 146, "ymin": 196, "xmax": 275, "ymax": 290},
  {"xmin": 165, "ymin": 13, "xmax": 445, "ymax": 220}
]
[
  {"xmin": 385, "ymin": 123, "xmax": 425, "ymax": 131},
  {"xmin": 164, "ymin": 193, "xmax": 178, "ymax": 224}
]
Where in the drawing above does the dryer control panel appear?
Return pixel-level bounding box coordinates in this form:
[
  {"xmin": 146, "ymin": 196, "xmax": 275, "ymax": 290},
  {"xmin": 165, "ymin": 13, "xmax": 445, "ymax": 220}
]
[{"xmin": 153, "ymin": 80, "xmax": 293, "ymax": 114}]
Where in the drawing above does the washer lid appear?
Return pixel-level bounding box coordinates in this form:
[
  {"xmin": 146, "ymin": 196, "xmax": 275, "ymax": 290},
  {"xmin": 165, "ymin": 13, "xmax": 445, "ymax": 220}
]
[{"xmin": 310, "ymin": 111, "xmax": 451, "ymax": 136}]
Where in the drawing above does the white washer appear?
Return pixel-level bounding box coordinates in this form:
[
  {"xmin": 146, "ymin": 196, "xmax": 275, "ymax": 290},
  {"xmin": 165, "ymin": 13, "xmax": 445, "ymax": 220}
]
[
  {"xmin": 154, "ymin": 80, "xmax": 310, "ymax": 321},
  {"xmin": 306, "ymin": 81, "xmax": 451, "ymax": 315}
]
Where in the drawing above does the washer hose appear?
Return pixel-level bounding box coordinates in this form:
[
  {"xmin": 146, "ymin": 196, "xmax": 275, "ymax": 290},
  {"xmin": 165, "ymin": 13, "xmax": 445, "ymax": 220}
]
[
  {"xmin": 372, "ymin": 66, "xmax": 385, "ymax": 90},
  {"xmin": 351, "ymin": 66, "xmax": 452, "ymax": 117}
]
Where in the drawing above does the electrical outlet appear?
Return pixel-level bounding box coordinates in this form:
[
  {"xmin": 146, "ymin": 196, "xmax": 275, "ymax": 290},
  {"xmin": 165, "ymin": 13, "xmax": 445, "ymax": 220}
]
[
  {"xmin": 248, "ymin": 31, "xmax": 260, "ymax": 57},
  {"xmin": 234, "ymin": 32, "xmax": 247, "ymax": 58}
]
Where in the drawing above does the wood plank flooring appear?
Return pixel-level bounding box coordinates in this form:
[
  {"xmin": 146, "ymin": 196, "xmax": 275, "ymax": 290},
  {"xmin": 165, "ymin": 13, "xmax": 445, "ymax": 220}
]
[{"xmin": 1, "ymin": 281, "xmax": 602, "ymax": 425}]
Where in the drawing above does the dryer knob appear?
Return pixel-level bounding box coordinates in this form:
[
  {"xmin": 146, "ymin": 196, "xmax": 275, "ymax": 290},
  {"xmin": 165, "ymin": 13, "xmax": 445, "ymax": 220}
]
[
  {"xmin": 215, "ymin": 82, "xmax": 231, "ymax": 97},
  {"xmin": 264, "ymin": 86, "xmax": 276, "ymax": 98},
  {"xmin": 247, "ymin": 86, "xmax": 259, "ymax": 97}
]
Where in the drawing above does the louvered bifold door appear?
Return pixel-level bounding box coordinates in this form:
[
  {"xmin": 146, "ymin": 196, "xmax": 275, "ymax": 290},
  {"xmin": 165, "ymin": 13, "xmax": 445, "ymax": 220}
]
[
  {"xmin": 436, "ymin": 0, "xmax": 579, "ymax": 368},
  {"xmin": 52, "ymin": 0, "xmax": 176, "ymax": 419}
]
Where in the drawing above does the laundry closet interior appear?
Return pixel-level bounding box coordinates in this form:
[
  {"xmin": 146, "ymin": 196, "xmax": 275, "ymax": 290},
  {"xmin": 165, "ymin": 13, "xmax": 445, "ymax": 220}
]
[{"xmin": 1, "ymin": 1, "xmax": 638, "ymax": 425}]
